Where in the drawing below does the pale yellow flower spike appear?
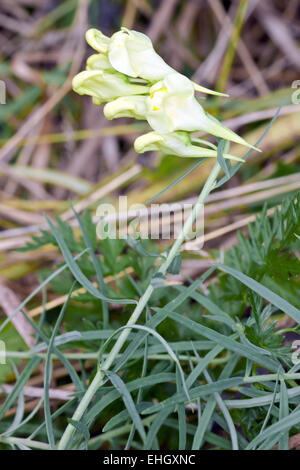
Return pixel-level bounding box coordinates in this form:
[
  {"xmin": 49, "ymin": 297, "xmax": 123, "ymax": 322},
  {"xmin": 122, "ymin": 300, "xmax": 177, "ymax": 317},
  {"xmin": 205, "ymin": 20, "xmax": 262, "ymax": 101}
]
[{"xmin": 72, "ymin": 27, "xmax": 261, "ymax": 154}]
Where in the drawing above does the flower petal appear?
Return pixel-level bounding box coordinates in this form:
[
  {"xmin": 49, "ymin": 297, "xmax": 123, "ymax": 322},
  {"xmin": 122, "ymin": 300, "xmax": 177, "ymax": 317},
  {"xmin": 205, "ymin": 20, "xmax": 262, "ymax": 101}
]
[
  {"xmin": 72, "ymin": 70, "xmax": 149, "ymax": 104},
  {"xmin": 108, "ymin": 28, "xmax": 173, "ymax": 81},
  {"xmin": 104, "ymin": 96, "xmax": 147, "ymax": 120},
  {"xmin": 134, "ymin": 131, "xmax": 244, "ymax": 162},
  {"xmin": 86, "ymin": 53, "xmax": 113, "ymax": 71}
]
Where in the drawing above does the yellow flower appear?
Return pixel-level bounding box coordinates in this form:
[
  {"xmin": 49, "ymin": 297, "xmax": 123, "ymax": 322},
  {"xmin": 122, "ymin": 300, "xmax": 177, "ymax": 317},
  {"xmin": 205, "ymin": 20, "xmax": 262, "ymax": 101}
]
[
  {"xmin": 73, "ymin": 28, "xmax": 260, "ymax": 153},
  {"xmin": 72, "ymin": 70, "xmax": 149, "ymax": 105},
  {"xmin": 134, "ymin": 131, "xmax": 243, "ymax": 162},
  {"xmin": 145, "ymin": 73, "xmax": 258, "ymax": 150},
  {"xmin": 86, "ymin": 53, "xmax": 113, "ymax": 72},
  {"xmin": 85, "ymin": 28, "xmax": 110, "ymax": 53},
  {"xmin": 108, "ymin": 27, "xmax": 173, "ymax": 81},
  {"xmin": 85, "ymin": 27, "xmax": 229, "ymax": 96},
  {"xmin": 104, "ymin": 96, "xmax": 147, "ymax": 120}
]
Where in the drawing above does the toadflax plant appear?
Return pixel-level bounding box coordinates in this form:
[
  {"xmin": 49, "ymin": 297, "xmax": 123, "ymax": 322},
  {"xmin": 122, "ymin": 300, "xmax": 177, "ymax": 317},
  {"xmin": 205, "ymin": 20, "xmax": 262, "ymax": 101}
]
[{"xmin": 58, "ymin": 27, "xmax": 260, "ymax": 450}]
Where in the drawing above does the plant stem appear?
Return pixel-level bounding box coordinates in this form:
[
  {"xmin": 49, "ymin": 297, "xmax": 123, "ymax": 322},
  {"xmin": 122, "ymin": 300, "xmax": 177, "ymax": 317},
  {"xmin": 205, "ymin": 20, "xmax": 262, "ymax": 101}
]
[
  {"xmin": 243, "ymin": 373, "xmax": 300, "ymax": 383},
  {"xmin": 58, "ymin": 162, "xmax": 221, "ymax": 450},
  {"xmin": 4, "ymin": 350, "xmax": 230, "ymax": 364}
]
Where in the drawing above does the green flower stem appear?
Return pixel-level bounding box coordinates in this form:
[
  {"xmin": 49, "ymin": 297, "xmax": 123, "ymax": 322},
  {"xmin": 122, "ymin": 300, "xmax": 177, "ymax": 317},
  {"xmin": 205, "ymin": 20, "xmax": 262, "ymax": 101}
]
[{"xmin": 58, "ymin": 161, "xmax": 221, "ymax": 450}]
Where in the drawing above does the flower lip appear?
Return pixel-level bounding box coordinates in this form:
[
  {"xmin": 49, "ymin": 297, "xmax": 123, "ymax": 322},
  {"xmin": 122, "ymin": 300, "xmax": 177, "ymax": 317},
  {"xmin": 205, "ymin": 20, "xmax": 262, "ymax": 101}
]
[
  {"xmin": 145, "ymin": 72, "xmax": 203, "ymax": 133},
  {"xmin": 86, "ymin": 53, "xmax": 113, "ymax": 71},
  {"xmin": 108, "ymin": 28, "xmax": 174, "ymax": 81},
  {"xmin": 72, "ymin": 70, "xmax": 104, "ymax": 95},
  {"xmin": 134, "ymin": 131, "xmax": 164, "ymax": 153},
  {"xmin": 104, "ymin": 96, "xmax": 147, "ymax": 121},
  {"xmin": 144, "ymin": 73, "xmax": 260, "ymax": 151},
  {"xmin": 120, "ymin": 27, "xmax": 153, "ymax": 50},
  {"xmin": 149, "ymin": 87, "xmax": 168, "ymax": 111}
]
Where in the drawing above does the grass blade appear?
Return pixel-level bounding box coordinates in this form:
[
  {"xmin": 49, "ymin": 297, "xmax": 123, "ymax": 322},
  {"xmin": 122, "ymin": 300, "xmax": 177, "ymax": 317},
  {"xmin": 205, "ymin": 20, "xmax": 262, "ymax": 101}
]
[
  {"xmin": 192, "ymin": 397, "xmax": 216, "ymax": 450},
  {"xmin": 44, "ymin": 284, "xmax": 75, "ymax": 449},
  {"xmin": 278, "ymin": 378, "xmax": 289, "ymax": 450},
  {"xmin": 105, "ymin": 370, "xmax": 146, "ymax": 443},
  {"xmin": 216, "ymin": 263, "xmax": 300, "ymax": 324},
  {"xmin": 46, "ymin": 216, "xmax": 136, "ymax": 305}
]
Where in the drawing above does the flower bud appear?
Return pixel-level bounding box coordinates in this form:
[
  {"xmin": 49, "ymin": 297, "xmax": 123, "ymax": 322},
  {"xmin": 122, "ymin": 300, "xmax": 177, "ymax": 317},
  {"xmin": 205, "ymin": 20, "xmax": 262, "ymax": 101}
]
[
  {"xmin": 85, "ymin": 28, "xmax": 230, "ymax": 97},
  {"xmin": 108, "ymin": 27, "xmax": 173, "ymax": 81},
  {"xmin": 134, "ymin": 131, "xmax": 243, "ymax": 162},
  {"xmin": 72, "ymin": 70, "xmax": 149, "ymax": 105},
  {"xmin": 86, "ymin": 53, "xmax": 113, "ymax": 71},
  {"xmin": 85, "ymin": 28, "xmax": 110, "ymax": 53},
  {"xmin": 104, "ymin": 96, "xmax": 147, "ymax": 120}
]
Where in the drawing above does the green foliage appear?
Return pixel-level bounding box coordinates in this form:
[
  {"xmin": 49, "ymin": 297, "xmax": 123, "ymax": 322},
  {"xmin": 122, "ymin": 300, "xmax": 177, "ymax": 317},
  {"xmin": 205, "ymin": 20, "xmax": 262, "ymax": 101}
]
[
  {"xmin": 244, "ymin": 293, "xmax": 288, "ymax": 359},
  {"xmin": 211, "ymin": 193, "xmax": 300, "ymax": 318}
]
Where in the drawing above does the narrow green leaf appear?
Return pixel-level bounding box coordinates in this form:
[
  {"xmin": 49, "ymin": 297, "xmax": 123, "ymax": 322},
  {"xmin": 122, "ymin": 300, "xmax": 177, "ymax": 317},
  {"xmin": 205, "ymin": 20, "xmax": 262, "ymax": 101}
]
[
  {"xmin": 278, "ymin": 379, "xmax": 289, "ymax": 450},
  {"xmin": 143, "ymin": 408, "xmax": 171, "ymax": 449},
  {"xmin": 0, "ymin": 356, "xmax": 41, "ymax": 420},
  {"xmin": 164, "ymin": 310, "xmax": 278, "ymax": 371},
  {"xmin": 44, "ymin": 285, "xmax": 75, "ymax": 449},
  {"xmin": 46, "ymin": 216, "xmax": 136, "ymax": 305},
  {"xmin": 68, "ymin": 419, "xmax": 90, "ymax": 448},
  {"xmin": 100, "ymin": 324, "xmax": 190, "ymax": 402},
  {"xmin": 86, "ymin": 373, "xmax": 175, "ymax": 426},
  {"xmin": 71, "ymin": 205, "xmax": 109, "ymax": 328},
  {"xmin": 176, "ymin": 365, "xmax": 187, "ymax": 450},
  {"xmin": 216, "ymin": 263, "xmax": 300, "ymax": 324},
  {"xmin": 192, "ymin": 397, "xmax": 216, "ymax": 450}
]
